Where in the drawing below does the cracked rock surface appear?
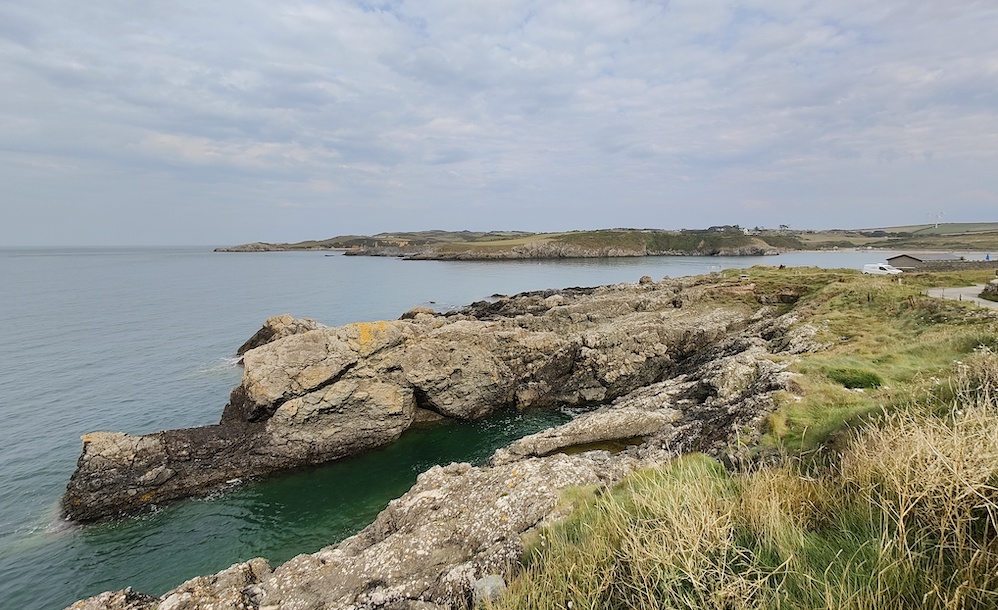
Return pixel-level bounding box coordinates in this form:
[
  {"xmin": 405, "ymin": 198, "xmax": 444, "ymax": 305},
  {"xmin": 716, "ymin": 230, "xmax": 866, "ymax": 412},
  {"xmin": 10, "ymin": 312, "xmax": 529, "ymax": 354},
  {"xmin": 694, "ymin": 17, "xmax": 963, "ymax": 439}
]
[
  {"xmin": 62, "ymin": 276, "xmax": 808, "ymax": 524},
  {"xmin": 65, "ymin": 274, "xmax": 815, "ymax": 609}
]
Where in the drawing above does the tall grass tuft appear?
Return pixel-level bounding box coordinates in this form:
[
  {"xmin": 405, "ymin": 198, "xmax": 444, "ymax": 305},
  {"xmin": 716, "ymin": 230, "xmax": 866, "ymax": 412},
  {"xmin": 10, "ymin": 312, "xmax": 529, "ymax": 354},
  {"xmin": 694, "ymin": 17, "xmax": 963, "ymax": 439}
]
[
  {"xmin": 491, "ymin": 351, "xmax": 998, "ymax": 610},
  {"xmin": 836, "ymin": 347, "xmax": 998, "ymax": 609}
]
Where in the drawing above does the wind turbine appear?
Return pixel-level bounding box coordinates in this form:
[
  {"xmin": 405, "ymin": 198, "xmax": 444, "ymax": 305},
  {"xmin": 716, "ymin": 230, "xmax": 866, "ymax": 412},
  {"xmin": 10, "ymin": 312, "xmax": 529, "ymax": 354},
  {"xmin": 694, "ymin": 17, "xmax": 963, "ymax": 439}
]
[{"xmin": 928, "ymin": 211, "xmax": 945, "ymax": 229}]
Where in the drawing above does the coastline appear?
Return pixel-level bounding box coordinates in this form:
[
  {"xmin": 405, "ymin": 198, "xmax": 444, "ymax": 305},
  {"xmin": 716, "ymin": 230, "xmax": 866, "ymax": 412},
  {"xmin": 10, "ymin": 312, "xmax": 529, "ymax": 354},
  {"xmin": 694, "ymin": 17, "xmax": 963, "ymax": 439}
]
[{"xmin": 61, "ymin": 263, "xmax": 998, "ymax": 609}]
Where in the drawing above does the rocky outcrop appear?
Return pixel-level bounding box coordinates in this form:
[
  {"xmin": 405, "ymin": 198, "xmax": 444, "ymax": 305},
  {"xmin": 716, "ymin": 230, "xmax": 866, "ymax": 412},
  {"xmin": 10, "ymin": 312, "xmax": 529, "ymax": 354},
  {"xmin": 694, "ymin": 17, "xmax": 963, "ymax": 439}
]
[
  {"xmin": 982, "ymin": 279, "xmax": 998, "ymax": 300},
  {"xmin": 66, "ymin": 309, "xmax": 805, "ymax": 609},
  {"xmin": 236, "ymin": 314, "xmax": 326, "ymax": 355},
  {"xmin": 406, "ymin": 242, "xmax": 648, "ymax": 260},
  {"xmin": 343, "ymin": 242, "xmax": 780, "ymax": 260},
  {"xmin": 63, "ymin": 276, "xmax": 809, "ymax": 523},
  {"xmin": 213, "ymin": 242, "xmax": 287, "ymax": 252}
]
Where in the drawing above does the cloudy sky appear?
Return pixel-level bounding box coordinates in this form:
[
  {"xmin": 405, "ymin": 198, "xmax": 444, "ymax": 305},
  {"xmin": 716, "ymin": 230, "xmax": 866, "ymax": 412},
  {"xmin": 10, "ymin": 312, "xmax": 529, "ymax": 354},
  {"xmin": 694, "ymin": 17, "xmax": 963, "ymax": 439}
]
[{"xmin": 2, "ymin": 0, "xmax": 997, "ymax": 246}]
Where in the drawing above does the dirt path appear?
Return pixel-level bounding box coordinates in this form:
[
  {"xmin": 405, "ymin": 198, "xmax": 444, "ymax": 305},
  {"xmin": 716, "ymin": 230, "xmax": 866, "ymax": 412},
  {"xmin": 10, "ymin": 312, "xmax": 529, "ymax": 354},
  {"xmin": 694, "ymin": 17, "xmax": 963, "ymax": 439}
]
[{"xmin": 925, "ymin": 285, "xmax": 998, "ymax": 309}]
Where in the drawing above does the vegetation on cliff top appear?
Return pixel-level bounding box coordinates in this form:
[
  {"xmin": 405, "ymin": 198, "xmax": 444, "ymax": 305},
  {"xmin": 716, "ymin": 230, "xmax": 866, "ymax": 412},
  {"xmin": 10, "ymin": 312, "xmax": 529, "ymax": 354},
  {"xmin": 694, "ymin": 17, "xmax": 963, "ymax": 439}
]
[
  {"xmin": 794, "ymin": 221, "xmax": 998, "ymax": 251},
  {"xmin": 216, "ymin": 222, "xmax": 998, "ymax": 254},
  {"xmin": 490, "ymin": 267, "xmax": 998, "ymax": 610},
  {"xmin": 216, "ymin": 227, "xmax": 806, "ymax": 255}
]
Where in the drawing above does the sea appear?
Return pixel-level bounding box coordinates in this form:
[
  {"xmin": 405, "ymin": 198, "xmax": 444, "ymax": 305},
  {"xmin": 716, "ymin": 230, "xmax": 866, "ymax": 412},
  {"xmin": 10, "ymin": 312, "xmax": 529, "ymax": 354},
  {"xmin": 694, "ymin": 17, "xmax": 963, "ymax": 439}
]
[{"xmin": 0, "ymin": 246, "xmax": 931, "ymax": 609}]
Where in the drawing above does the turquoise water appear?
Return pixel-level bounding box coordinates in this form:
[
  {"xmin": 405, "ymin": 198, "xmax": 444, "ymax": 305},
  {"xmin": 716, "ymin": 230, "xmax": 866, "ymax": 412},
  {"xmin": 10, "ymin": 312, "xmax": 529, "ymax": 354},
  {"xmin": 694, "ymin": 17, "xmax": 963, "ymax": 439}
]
[{"xmin": 0, "ymin": 247, "xmax": 902, "ymax": 609}]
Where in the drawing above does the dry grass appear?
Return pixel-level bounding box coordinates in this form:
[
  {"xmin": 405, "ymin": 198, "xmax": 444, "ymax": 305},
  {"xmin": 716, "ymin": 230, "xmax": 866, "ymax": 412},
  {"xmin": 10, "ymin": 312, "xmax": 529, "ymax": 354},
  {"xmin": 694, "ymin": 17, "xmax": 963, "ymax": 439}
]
[{"xmin": 490, "ymin": 351, "xmax": 998, "ymax": 610}]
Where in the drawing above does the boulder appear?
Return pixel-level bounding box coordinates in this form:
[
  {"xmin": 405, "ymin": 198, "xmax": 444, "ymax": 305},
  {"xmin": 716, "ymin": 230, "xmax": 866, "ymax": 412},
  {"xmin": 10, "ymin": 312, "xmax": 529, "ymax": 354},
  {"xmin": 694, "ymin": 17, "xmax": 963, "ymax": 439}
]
[
  {"xmin": 393, "ymin": 324, "xmax": 515, "ymax": 419},
  {"xmin": 65, "ymin": 588, "xmax": 157, "ymax": 610},
  {"xmin": 236, "ymin": 314, "xmax": 326, "ymax": 355}
]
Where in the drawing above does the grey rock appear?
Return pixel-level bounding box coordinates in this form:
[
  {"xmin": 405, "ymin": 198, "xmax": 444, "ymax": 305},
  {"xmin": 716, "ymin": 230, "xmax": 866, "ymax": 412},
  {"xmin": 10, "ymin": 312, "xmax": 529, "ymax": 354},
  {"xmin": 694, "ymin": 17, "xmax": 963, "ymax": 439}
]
[
  {"xmin": 237, "ymin": 314, "xmax": 327, "ymax": 356},
  {"xmin": 64, "ymin": 275, "xmax": 810, "ymax": 522},
  {"xmin": 67, "ymin": 336, "xmax": 797, "ymax": 607},
  {"xmin": 65, "ymin": 588, "xmax": 156, "ymax": 610},
  {"xmin": 472, "ymin": 575, "xmax": 507, "ymax": 606}
]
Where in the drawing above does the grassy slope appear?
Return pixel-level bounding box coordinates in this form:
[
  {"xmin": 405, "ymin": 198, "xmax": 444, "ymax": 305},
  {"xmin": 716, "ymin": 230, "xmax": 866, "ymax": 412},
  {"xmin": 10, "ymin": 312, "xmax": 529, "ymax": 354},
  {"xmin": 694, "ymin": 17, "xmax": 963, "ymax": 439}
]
[
  {"xmin": 419, "ymin": 229, "xmax": 805, "ymax": 254},
  {"xmin": 490, "ymin": 268, "xmax": 998, "ymax": 610},
  {"xmin": 223, "ymin": 223, "xmax": 998, "ymax": 253},
  {"xmin": 797, "ymin": 222, "xmax": 998, "ymax": 251},
  {"xmin": 228, "ymin": 229, "xmax": 807, "ymax": 253}
]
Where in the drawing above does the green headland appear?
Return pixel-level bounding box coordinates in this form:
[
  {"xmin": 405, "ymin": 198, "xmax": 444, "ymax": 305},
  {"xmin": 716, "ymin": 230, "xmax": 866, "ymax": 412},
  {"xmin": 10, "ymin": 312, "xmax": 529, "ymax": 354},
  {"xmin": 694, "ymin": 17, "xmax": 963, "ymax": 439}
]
[{"xmin": 215, "ymin": 222, "xmax": 998, "ymax": 258}]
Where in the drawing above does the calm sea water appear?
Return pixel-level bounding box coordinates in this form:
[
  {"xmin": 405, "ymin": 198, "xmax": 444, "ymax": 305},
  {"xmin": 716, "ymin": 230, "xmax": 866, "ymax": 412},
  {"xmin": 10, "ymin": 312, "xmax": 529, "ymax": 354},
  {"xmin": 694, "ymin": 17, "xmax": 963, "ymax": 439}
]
[{"xmin": 0, "ymin": 246, "xmax": 909, "ymax": 609}]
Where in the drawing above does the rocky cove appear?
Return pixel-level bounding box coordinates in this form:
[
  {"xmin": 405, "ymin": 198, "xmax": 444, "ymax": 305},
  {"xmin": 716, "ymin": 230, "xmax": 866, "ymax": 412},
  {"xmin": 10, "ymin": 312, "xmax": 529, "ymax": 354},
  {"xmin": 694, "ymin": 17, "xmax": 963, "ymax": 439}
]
[{"xmin": 65, "ymin": 273, "xmax": 819, "ymax": 610}]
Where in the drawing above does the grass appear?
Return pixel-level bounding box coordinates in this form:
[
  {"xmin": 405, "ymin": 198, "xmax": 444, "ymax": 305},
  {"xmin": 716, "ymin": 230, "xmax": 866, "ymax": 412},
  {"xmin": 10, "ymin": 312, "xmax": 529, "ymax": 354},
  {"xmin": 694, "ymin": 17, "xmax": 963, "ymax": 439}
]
[
  {"xmin": 490, "ymin": 349, "xmax": 998, "ymax": 610},
  {"xmin": 793, "ymin": 222, "xmax": 998, "ymax": 251},
  {"xmin": 826, "ymin": 367, "xmax": 883, "ymax": 389},
  {"xmin": 736, "ymin": 267, "xmax": 998, "ymax": 452},
  {"xmin": 486, "ymin": 268, "xmax": 998, "ymax": 609}
]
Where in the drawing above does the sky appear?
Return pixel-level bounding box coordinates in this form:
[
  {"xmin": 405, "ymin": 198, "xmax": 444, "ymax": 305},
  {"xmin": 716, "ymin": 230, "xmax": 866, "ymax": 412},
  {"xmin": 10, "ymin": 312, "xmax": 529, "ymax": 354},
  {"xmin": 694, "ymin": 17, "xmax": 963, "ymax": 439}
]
[{"xmin": 2, "ymin": 1, "xmax": 997, "ymax": 246}]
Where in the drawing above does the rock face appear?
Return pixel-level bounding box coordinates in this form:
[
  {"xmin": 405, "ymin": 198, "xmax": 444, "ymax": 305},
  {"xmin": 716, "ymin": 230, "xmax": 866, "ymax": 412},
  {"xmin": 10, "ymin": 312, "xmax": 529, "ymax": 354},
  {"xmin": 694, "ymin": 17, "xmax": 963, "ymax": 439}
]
[
  {"xmin": 344, "ymin": 241, "xmax": 780, "ymax": 260},
  {"xmin": 236, "ymin": 314, "xmax": 326, "ymax": 356},
  {"xmin": 66, "ymin": 303, "xmax": 806, "ymax": 609},
  {"xmin": 62, "ymin": 276, "xmax": 805, "ymax": 524}
]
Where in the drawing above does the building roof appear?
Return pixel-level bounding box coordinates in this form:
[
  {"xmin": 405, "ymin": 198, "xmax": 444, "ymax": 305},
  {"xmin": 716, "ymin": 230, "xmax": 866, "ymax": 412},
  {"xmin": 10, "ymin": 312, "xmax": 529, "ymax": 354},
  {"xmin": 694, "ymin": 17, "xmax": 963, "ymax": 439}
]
[{"xmin": 886, "ymin": 253, "xmax": 963, "ymax": 263}]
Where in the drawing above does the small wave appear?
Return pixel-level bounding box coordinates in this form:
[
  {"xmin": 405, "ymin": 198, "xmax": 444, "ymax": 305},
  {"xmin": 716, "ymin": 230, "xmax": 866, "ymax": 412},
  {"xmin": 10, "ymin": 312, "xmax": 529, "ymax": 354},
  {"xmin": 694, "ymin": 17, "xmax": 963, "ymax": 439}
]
[
  {"xmin": 559, "ymin": 405, "xmax": 594, "ymax": 418},
  {"xmin": 192, "ymin": 477, "xmax": 251, "ymax": 503},
  {"xmin": 44, "ymin": 516, "xmax": 77, "ymax": 537},
  {"xmin": 0, "ymin": 504, "xmax": 78, "ymax": 559},
  {"xmin": 194, "ymin": 356, "xmax": 243, "ymax": 376}
]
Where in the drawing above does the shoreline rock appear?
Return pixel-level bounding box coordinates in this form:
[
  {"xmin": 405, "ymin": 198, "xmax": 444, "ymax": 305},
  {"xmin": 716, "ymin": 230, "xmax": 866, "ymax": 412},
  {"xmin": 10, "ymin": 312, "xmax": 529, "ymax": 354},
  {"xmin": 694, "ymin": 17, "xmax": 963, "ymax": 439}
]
[
  {"xmin": 343, "ymin": 243, "xmax": 780, "ymax": 260},
  {"xmin": 66, "ymin": 293, "xmax": 808, "ymax": 608},
  {"xmin": 66, "ymin": 276, "xmax": 782, "ymax": 522}
]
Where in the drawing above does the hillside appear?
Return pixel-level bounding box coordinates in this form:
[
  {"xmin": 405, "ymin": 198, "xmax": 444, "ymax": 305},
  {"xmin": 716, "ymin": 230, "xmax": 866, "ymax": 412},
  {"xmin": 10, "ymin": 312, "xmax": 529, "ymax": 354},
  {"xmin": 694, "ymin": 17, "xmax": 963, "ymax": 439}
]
[
  {"xmin": 214, "ymin": 223, "xmax": 998, "ymax": 257},
  {"xmin": 493, "ymin": 266, "xmax": 998, "ymax": 610},
  {"xmin": 214, "ymin": 227, "xmax": 804, "ymax": 258},
  {"xmin": 796, "ymin": 221, "xmax": 998, "ymax": 251}
]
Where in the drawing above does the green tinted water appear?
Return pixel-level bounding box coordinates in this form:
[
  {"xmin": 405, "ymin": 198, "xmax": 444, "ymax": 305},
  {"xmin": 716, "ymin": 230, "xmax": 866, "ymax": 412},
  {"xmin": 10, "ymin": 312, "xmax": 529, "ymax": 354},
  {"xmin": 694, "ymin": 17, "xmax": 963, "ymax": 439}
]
[{"xmin": 3, "ymin": 407, "xmax": 573, "ymax": 608}]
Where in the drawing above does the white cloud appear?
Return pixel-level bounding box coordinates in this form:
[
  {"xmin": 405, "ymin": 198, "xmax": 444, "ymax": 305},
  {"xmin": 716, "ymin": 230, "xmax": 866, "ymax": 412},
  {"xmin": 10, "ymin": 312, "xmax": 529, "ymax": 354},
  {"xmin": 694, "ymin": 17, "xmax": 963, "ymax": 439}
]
[{"xmin": 1, "ymin": 0, "xmax": 997, "ymax": 244}]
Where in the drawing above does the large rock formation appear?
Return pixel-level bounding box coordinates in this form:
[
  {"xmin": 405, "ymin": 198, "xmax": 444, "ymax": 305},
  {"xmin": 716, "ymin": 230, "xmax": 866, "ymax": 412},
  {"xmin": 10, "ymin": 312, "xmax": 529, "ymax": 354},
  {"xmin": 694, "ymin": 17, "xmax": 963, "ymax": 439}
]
[
  {"xmin": 67, "ymin": 296, "xmax": 809, "ymax": 609},
  {"xmin": 62, "ymin": 276, "xmax": 809, "ymax": 524}
]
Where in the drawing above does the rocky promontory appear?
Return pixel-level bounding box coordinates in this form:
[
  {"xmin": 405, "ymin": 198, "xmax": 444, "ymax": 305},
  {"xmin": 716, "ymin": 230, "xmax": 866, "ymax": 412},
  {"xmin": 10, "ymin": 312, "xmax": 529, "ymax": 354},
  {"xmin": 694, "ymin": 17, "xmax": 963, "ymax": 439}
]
[{"xmin": 64, "ymin": 272, "xmax": 823, "ymax": 608}]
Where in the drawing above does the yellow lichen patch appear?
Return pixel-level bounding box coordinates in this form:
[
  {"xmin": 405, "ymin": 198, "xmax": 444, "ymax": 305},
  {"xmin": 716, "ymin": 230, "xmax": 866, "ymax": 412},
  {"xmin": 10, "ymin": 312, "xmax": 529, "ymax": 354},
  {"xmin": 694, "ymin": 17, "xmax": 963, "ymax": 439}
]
[{"xmin": 346, "ymin": 320, "xmax": 401, "ymax": 354}]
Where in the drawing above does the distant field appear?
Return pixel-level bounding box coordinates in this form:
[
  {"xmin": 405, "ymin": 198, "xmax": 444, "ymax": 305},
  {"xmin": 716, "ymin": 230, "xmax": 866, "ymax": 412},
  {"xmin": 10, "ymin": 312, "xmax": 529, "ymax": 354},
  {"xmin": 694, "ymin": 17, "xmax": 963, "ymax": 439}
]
[
  {"xmin": 872, "ymin": 222, "xmax": 998, "ymax": 235},
  {"xmin": 793, "ymin": 222, "xmax": 998, "ymax": 252}
]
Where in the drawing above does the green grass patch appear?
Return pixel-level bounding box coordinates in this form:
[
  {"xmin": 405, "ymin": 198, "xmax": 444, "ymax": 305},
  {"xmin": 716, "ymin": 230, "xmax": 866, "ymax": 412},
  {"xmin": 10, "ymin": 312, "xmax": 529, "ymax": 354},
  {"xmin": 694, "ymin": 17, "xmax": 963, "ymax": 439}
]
[
  {"xmin": 493, "ymin": 352, "xmax": 998, "ymax": 609},
  {"xmin": 827, "ymin": 367, "xmax": 882, "ymax": 388},
  {"xmin": 727, "ymin": 269, "xmax": 998, "ymax": 452}
]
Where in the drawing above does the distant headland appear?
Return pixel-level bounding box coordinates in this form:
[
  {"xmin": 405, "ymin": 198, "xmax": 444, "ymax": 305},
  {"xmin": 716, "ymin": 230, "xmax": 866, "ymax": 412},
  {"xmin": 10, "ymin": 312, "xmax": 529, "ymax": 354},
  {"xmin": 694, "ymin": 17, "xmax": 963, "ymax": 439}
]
[{"xmin": 214, "ymin": 222, "xmax": 998, "ymax": 259}]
